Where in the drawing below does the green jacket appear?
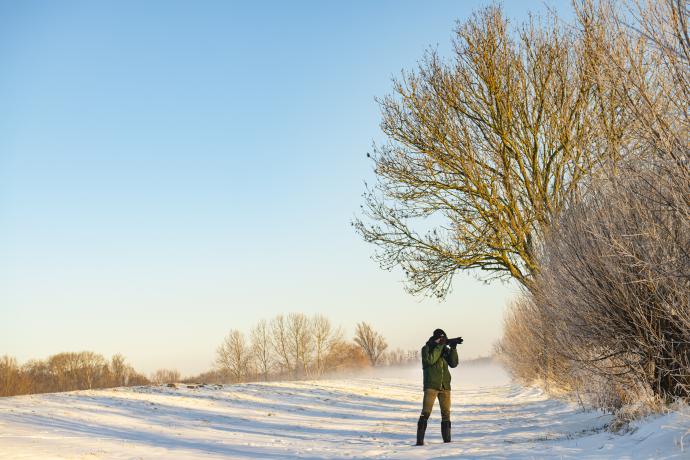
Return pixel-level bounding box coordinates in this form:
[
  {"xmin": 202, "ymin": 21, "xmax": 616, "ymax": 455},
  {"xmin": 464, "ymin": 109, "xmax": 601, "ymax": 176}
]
[{"xmin": 422, "ymin": 341, "xmax": 459, "ymax": 390}]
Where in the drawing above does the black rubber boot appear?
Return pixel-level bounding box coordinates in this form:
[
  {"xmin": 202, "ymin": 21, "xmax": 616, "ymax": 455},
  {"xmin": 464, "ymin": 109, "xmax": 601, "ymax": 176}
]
[
  {"xmin": 441, "ymin": 420, "xmax": 451, "ymax": 443},
  {"xmin": 415, "ymin": 416, "xmax": 427, "ymax": 446}
]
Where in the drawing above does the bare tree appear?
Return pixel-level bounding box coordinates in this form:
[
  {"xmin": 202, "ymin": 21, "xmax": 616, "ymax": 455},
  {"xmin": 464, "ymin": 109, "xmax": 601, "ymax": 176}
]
[
  {"xmin": 46, "ymin": 352, "xmax": 77, "ymax": 392},
  {"xmin": 250, "ymin": 319, "xmax": 273, "ymax": 381},
  {"xmin": 48, "ymin": 352, "xmax": 106, "ymax": 391},
  {"xmin": 216, "ymin": 330, "xmax": 252, "ymax": 383},
  {"xmin": 150, "ymin": 368, "xmax": 181, "ymax": 384},
  {"xmin": 287, "ymin": 313, "xmax": 312, "ymax": 379},
  {"xmin": 311, "ymin": 314, "xmax": 343, "ymax": 376},
  {"xmin": 270, "ymin": 315, "xmax": 292, "ymax": 375},
  {"xmin": 75, "ymin": 351, "xmax": 107, "ymax": 390},
  {"xmin": 354, "ymin": 5, "xmax": 629, "ymax": 296},
  {"xmin": 354, "ymin": 322, "xmax": 388, "ymax": 366},
  {"xmin": 0, "ymin": 356, "xmax": 29, "ymax": 397},
  {"xmin": 109, "ymin": 354, "xmax": 129, "ymax": 387},
  {"xmin": 23, "ymin": 359, "xmax": 51, "ymax": 394}
]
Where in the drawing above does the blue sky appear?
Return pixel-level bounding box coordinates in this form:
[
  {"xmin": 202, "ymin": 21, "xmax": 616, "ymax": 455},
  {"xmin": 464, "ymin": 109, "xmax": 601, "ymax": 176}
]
[{"xmin": 0, "ymin": 0, "xmax": 572, "ymax": 374}]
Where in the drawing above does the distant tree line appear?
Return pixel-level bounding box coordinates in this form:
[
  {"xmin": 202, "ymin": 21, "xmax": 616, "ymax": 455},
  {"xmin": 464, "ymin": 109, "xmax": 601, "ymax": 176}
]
[
  {"xmin": 187, "ymin": 314, "xmax": 418, "ymax": 384},
  {"xmin": 1, "ymin": 316, "xmax": 418, "ymax": 396},
  {"xmin": 0, "ymin": 352, "xmax": 148, "ymax": 397}
]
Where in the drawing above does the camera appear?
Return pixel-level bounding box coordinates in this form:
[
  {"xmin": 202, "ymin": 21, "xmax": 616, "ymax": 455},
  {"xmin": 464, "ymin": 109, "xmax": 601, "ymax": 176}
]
[{"xmin": 447, "ymin": 337, "xmax": 463, "ymax": 347}]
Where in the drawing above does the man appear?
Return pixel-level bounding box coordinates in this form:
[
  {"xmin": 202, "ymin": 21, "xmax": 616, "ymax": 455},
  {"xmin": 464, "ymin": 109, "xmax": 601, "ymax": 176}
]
[{"xmin": 416, "ymin": 328, "xmax": 459, "ymax": 446}]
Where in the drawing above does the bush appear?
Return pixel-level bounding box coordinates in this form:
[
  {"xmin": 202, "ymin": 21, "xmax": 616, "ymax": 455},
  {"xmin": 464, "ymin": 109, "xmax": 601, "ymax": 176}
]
[
  {"xmin": 499, "ymin": 157, "xmax": 690, "ymax": 408},
  {"xmin": 541, "ymin": 160, "xmax": 688, "ymax": 400}
]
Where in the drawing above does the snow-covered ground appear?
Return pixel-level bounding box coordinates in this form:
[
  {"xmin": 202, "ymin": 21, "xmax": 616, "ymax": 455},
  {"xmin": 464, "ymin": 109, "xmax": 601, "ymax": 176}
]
[{"xmin": 1, "ymin": 364, "xmax": 689, "ymax": 459}]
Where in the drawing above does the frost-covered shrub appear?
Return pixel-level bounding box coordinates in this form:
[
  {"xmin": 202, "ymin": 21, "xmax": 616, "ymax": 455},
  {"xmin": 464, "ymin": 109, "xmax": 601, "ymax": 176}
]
[
  {"xmin": 534, "ymin": 159, "xmax": 689, "ymax": 402},
  {"xmin": 499, "ymin": 156, "xmax": 690, "ymax": 408}
]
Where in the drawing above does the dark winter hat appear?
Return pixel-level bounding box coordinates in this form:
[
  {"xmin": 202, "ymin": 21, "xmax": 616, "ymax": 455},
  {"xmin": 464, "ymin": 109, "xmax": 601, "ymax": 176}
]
[{"xmin": 433, "ymin": 328, "xmax": 447, "ymax": 338}]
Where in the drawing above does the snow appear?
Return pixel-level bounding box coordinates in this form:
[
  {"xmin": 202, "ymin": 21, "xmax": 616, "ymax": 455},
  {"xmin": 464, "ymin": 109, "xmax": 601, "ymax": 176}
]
[{"xmin": 1, "ymin": 364, "xmax": 689, "ymax": 459}]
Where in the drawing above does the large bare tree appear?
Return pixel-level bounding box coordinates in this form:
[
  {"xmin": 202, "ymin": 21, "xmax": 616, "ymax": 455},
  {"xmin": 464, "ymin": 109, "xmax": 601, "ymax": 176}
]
[
  {"xmin": 354, "ymin": 6, "xmax": 628, "ymax": 296},
  {"xmin": 499, "ymin": 0, "xmax": 690, "ymax": 406}
]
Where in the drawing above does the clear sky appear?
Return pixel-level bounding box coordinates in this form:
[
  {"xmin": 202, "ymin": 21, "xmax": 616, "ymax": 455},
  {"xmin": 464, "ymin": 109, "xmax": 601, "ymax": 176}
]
[{"xmin": 1, "ymin": 0, "xmax": 572, "ymax": 375}]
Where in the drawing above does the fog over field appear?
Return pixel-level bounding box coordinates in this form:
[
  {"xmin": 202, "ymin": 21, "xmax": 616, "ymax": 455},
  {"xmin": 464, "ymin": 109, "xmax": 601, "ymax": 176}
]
[{"xmin": 335, "ymin": 358, "xmax": 510, "ymax": 387}]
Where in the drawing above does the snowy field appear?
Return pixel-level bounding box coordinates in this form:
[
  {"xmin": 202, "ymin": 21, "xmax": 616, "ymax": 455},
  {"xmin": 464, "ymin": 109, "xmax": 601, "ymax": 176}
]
[{"xmin": 1, "ymin": 364, "xmax": 689, "ymax": 459}]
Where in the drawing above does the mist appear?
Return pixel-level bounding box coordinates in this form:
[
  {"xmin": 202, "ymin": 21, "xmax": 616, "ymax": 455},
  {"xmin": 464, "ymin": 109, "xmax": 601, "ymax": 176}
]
[{"xmin": 320, "ymin": 358, "xmax": 510, "ymax": 389}]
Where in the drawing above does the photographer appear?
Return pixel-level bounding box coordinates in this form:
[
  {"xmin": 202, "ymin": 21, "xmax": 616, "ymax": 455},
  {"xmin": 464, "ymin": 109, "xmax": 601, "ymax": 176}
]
[{"xmin": 416, "ymin": 328, "xmax": 460, "ymax": 446}]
